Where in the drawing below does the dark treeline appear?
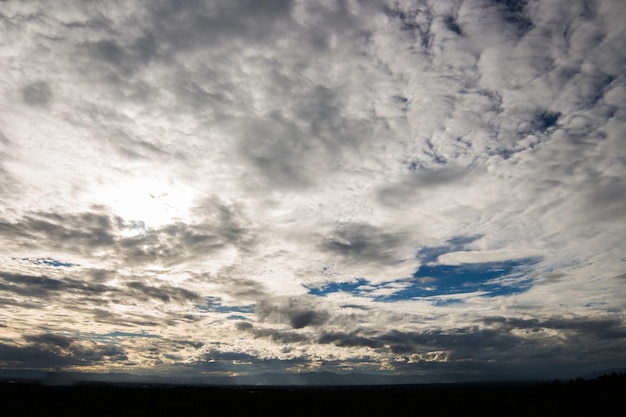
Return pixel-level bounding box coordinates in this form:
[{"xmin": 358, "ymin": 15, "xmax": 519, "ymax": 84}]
[{"xmin": 1, "ymin": 373, "xmax": 624, "ymax": 417}]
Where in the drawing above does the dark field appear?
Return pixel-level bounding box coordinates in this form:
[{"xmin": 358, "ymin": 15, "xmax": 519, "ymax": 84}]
[{"xmin": 1, "ymin": 375, "xmax": 624, "ymax": 417}]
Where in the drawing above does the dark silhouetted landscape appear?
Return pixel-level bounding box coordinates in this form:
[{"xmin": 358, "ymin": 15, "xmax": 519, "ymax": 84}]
[{"xmin": 1, "ymin": 372, "xmax": 624, "ymax": 416}]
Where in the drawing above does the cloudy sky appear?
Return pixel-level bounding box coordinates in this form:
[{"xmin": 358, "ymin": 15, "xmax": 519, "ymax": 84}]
[{"xmin": 1, "ymin": 0, "xmax": 625, "ymax": 383}]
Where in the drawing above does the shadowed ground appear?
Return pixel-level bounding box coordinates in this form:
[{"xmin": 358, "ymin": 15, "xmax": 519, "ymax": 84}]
[{"xmin": 1, "ymin": 373, "xmax": 623, "ymax": 416}]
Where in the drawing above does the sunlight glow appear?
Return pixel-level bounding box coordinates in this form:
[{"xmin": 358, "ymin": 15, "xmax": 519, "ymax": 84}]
[{"xmin": 95, "ymin": 177, "xmax": 198, "ymax": 230}]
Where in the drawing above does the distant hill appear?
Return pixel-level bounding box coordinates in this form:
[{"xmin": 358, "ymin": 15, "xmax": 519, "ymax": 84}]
[
  {"xmin": 1, "ymin": 368, "xmax": 625, "ymax": 386},
  {"xmin": 577, "ymin": 368, "xmax": 626, "ymax": 380},
  {"xmin": 0, "ymin": 369, "xmax": 521, "ymax": 386}
]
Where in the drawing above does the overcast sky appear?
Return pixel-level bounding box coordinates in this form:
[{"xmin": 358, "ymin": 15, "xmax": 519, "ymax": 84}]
[{"xmin": 1, "ymin": 0, "xmax": 625, "ymax": 383}]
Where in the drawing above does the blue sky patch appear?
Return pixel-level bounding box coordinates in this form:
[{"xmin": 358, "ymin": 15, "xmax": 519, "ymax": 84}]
[
  {"xmin": 103, "ymin": 331, "xmax": 162, "ymax": 339},
  {"xmin": 227, "ymin": 315, "xmax": 249, "ymax": 321},
  {"xmin": 307, "ymin": 278, "xmax": 369, "ymax": 297},
  {"xmin": 532, "ymin": 111, "xmax": 561, "ymax": 132},
  {"xmin": 87, "ymin": 331, "xmax": 162, "ymax": 342},
  {"xmin": 432, "ymin": 298, "xmax": 465, "ymax": 306},
  {"xmin": 306, "ymin": 258, "xmax": 538, "ymax": 303},
  {"xmin": 16, "ymin": 257, "xmax": 79, "ymax": 267},
  {"xmin": 195, "ymin": 296, "xmax": 255, "ymax": 314},
  {"xmin": 380, "ymin": 259, "xmax": 537, "ymax": 301},
  {"xmin": 416, "ymin": 235, "xmax": 482, "ymax": 264}
]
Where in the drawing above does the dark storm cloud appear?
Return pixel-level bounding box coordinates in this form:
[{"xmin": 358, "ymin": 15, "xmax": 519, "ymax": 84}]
[
  {"xmin": 0, "ymin": 334, "xmax": 127, "ymax": 368},
  {"xmin": 319, "ymin": 223, "xmax": 407, "ymax": 264},
  {"xmin": 256, "ymin": 297, "xmax": 330, "ymax": 329},
  {"xmin": 288, "ymin": 310, "xmax": 330, "ymax": 329}
]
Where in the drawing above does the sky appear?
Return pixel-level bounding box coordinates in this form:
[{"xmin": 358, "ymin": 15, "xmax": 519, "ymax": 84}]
[{"xmin": 0, "ymin": 0, "xmax": 625, "ymax": 384}]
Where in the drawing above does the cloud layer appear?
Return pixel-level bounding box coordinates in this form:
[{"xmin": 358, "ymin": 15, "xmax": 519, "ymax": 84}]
[{"xmin": 0, "ymin": 0, "xmax": 625, "ymax": 382}]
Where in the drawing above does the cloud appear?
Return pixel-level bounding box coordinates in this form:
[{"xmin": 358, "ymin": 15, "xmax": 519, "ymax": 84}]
[
  {"xmin": 256, "ymin": 297, "xmax": 330, "ymax": 329},
  {"xmin": 235, "ymin": 322, "xmax": 309, "ymax": 345},
  {"xmin": 319, "ymin": 331, "xmax": 384, "ymax": 349},
  {"xmin": 0, "ymin": 271, "xmax": 109, "ymax": 298},
  {"xmin": 21, "ymin": 80, "xmax": 53, "ymax": 107},
  {"xmin": 319, "ymin": 223, "xmax": 408, "ymax": 264},
  {"xmin": 126, "ymin": 281, "xmax": 201, "ymax": 304},
  {"xmin": 435, "ymin": 249, "xmax": 542, "ymax": 265},
  {"xmin": 0, "ymin": 0, "xmax": 624, "ymax": 382},
  {"xmin": 0, "ymin": 334, "xmax": 127, "ymax": 369},
  {"xmin": 0, "ymin": 211, "xmax": 118, "ymax": 256}
]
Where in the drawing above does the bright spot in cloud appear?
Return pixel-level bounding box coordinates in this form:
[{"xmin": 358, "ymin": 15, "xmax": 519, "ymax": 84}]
[{"xmin": 95, "ymin": 177, "xmax": 198, "ymax": 229}]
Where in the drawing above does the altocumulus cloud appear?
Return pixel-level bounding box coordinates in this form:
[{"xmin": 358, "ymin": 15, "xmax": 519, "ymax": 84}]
[{"xmin": 0, "ymin": 0, "xmax": 625, "ymax": 382}]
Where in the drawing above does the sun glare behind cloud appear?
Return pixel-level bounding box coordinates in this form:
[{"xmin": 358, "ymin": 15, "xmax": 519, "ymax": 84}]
[{"xmin": 95, "ymin": 177, "xmax": 198, "ymax": 230}]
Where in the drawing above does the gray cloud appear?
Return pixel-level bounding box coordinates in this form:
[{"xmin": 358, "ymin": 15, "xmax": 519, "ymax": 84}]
[
  {"xmin": 0, "ymin": 197, "xmax": 256, "ymax": 268},
  {"xmin": 0, "ymin": 211, "xmax": 118, "ymax": 254},
  {"xmin": 0, "ymin": 334, "xmax": 127, "ymax": 369},
  {"xmin": 483, "ymin": 316, "xmax": 626, "ymax": 341},
  {"xmin": 319, "ymin": 223, "xmax": 408, "ymax": 265},
  {"xmin": 256, "ymin": 297, "xmax": 330, "ymax": 329},
  {"xmin": 319, "ymin": 331, "xmax": 384, "ymax": 349},
  {"xmin": 314, "ymin": 313, "xmax": 626, "ymax": 367},
  {"xmin": 235, "ymin": 322, "xmax": 309, "ymax": 344},
  {"xmin": 0, "ymin": 270, "xmax": 201, "ymax": 311},
  {"xmin": 21, "ymin": 80, "xmax": 53, "ymax": 107},
  {"xmin": 117, "ymin": 198, "xmax": 257, "ymax": 267},
  {"xmin": 0, "ymin": 271, "xmax": 110, "ymax": 298},
  {"xmin": 126, "ymin": 281, "xmax": 201, "ymax": 304},
  {"xmin": 377, "ymin": 165, "xmax": 470, "ymax": 207}
]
